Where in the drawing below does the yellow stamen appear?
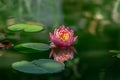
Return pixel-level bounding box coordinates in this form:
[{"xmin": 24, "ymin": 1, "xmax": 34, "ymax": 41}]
[{"xmin": 60, "ymin": 32, "xmax": 69, "ymax": 41}]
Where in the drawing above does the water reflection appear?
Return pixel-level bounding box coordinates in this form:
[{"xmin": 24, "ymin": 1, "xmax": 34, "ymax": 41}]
[
  {"xmin": 50, "ymin": 46, "xmax": 76, "ymax": 63},
  {"xmin": 0, "ymin": 41, "xmax": 13, "ymax": 49}
]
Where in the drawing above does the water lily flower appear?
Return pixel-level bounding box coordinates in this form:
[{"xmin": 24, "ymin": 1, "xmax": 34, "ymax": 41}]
[
  {"xmin": 49, "ymin": 47, "xmax": 76, "ymax": 63},
  {"xmin": 49, "ymin": 25, "xmax": 78, "ymax": 48}
]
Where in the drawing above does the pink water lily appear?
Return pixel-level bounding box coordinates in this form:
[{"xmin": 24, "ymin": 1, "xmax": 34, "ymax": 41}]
[
  {"xmin": 49, "ymin": 47, "xmax": 76, "ymax": 63},
  {"xmin": 49, "ymin": 25, "xmax": 78, "ymax": 48}
]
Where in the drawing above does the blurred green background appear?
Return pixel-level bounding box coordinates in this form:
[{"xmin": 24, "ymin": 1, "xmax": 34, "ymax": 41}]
[{"xmin": 0, "ymin": 0, "xmax": 120, "ymax": 80}]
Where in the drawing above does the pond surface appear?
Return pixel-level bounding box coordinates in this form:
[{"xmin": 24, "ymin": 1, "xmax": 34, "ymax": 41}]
[{"xmin": 0, "ymin": 48, "xmax": 120, "ymax": 80}]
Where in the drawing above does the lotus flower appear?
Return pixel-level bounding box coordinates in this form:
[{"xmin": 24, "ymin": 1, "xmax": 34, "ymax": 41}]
[
  {"xmin": 49, "ymin": 47, "xmax": 76, "ymax": 63},
  {"xmin": 49, "ymin": 25, "xmax": 78, "ymax": 48}
]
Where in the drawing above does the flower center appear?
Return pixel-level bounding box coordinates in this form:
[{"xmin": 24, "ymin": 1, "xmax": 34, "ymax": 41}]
[{"xmin": 59, "ymin": 32, "xmax": 69, "ymax": 41}]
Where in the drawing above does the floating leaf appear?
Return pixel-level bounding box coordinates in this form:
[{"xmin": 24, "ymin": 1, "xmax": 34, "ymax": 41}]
[
  {"xmin": 109, "ymin": 50, "xmax": 120, "ymax": 54},
  {"xmin": 12, "ymin": 61, "xmax": 47, "ymax": 74},
  {"xmin": 32, "ymin": 59, "xmax": 65, "ymax": 73},
  {"xmin": 117, "ymin": 54, "xmax": 120, "ymax": 58},
  {"xmin": 14, "ymin": 43, "xmax": 49, "ymax": 53},
  {"xmin": 8, "ymin": 24, "xmax": 25, "ymax": 31},
  {"xmin": 8, "ymin": 24, "xmax": 43, "ymax": 32},
  {"xmin": 12, "ymin": 59, "xmax": 64, "ymax": 74}
]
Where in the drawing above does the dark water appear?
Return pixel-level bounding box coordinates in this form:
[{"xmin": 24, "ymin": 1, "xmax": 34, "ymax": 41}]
[{"xmin": 0, "ymin": 47, "xmax": 120, "ymax": 80}]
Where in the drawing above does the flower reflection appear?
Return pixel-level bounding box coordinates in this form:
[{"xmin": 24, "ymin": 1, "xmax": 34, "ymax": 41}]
[
  {"xmin": 0, "ymin": 41, "xmax": 13, "ymax": 49},
  {"xmin": 49, "ymin": 25, "xmax": 77, "ymax": 63},
  {"xmin": 49, "ymin": 46, "xmax": 76, "ymax": 63}
]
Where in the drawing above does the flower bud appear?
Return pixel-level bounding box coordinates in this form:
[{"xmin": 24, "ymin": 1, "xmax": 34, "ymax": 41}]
[{"xmin": 49, "ymin": 25, "xmax": 77, "ymax": 48}]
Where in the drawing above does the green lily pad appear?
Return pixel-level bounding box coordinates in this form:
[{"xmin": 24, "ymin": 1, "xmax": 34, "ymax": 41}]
[
  {"xmin": 12, "ymin": 59, "xmax": 64, "ymax": 74},
  {"xmin": 32, "ymin": 59, "xmax": 65, "ymax": 73},
  {"xmin": 14, "ymin": 43, "xmax": 49, "ymax": 53},
  {"xmin": 109, "ymin": 50, "xmax": 120, "ymax": 54},
  {"xmin": 8, "ymin": 24, "xmax": 43, "ymax": 32},
  {"xmin": 117, "ymin": 54, "xmax": 120, "ymax": 58},
  {"xmin": 12, "ymin": 61, "xmax": 47, "ymax": 74}
]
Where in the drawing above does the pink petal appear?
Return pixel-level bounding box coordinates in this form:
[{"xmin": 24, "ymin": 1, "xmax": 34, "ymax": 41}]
[
  {"xmin": 54, "ymin": 29, "xmax": 57, "ymax": 35},
  {"xmin": 60, "ymin": 25, "xmax": 65, "ymax": 29},
  {"xmin": 50, "ymin": 42, "xmax": 56, "ymax": 48},
  {"xmin": 49, "ymin": 25, "xmax": 78, "ymax": 48},
  {"xmin": 49, "ymin": 49, "xmax": 54, "ymax": 58},
  {"xmin": 73, "ymin": 36, "xmax": 78, "ymax": 43},
  {"xmin": 49, "ymin": 33, "xmax": 54, "ymax": 41}
]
